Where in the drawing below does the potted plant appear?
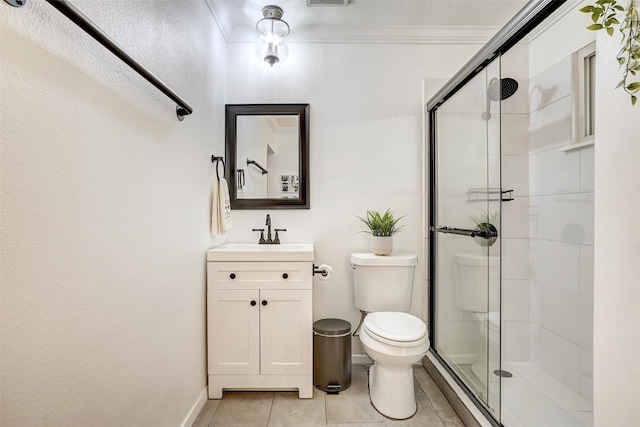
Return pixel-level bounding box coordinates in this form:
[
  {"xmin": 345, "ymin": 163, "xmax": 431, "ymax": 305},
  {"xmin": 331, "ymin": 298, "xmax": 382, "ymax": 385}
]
[
  {"xmin": 357, "ymin": 208, "xmax": 405, "ymax": 255},
  {"xmin": 469, "ymin": 211, "xmax": 499, "ymax": 247}
]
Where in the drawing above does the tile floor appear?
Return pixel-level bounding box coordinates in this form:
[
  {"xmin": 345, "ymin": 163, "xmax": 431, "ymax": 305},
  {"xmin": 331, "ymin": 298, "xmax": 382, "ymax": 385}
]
[{"xmin": 193, "ymin": 365, "xmax": 465, "ymax": 427}]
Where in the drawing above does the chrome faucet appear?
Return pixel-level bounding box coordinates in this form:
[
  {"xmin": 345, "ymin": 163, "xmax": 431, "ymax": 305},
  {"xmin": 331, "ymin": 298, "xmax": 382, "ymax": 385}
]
[{"xmin": 252, "ymin": 214, "xmax": 286, "ymax": 244}]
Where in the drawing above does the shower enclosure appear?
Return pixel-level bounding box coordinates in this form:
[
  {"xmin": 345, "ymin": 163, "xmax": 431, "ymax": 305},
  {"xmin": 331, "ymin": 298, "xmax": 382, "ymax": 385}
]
[
  {"xmin": 427, "ymin": 1, "xmax": 594, "ymax": 426},
  {"xmin": 430, "ymin": 58, "xmax": 504, "ymax": 420}
]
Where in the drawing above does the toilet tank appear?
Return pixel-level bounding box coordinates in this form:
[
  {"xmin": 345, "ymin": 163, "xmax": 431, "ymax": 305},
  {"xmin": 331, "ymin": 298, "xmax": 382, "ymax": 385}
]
[
  {"xmin": 454, "ymin": 253, "xmax": 500, "ymax": 313},
  {"xmin": 351, "ymin": 253, "xmax": 418, "ymax": 312}
]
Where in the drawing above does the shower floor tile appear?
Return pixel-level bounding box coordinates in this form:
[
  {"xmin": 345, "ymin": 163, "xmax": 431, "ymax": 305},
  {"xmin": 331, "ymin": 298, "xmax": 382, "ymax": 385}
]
[
  {"xmin": 501, "ymin": 362, "xmax": 593, "ymax": 427},
  {"xmin": 193, "ymin": 365, "xmax": 464, "ymax": 427}
]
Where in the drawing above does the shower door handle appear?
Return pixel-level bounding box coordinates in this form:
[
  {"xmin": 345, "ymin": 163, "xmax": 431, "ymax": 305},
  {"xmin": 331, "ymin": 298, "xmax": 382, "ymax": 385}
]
[{"xmin": 430, "ymin": 226, "xmax": 497, "ymax": 239}]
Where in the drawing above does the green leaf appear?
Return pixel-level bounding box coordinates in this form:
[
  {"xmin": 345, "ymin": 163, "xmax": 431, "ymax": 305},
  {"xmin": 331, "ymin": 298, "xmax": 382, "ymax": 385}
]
[
  {"xmin": 618, "ymin": 56, "xmax": 626, "ymax": 64},
  {"xmin": 592, "ymin": 10, "xmax": 604, "ymax": 22},
  {"xmin": 587, "ymin": 23, "xmax": 604, "ymax": 30},
  {"xmin": 580, "ymin": 5, "xmax": 595, "ymax": 12},
  {"xmin": 632, "ymin": 95, "xmax": 637, "ymax": 106},
  {"xmin": 357, "ymin": 209, "xmax": 405, "ymax": 236},
  {"xmin": 614, "ymin": 4, "xmax": 625, "ymax": 10},
  {"xmin": 604, "ymin": 17, "xmax": 620, "ymax": 27},
  {"xmin": 616, "ymin": 80, "xmax": 625, "ymax": 88},
  {"xmin": 607, "ymin": 26, "xmax": 615, "ymax": 36},
  {"xmin": 628, "ymin": 82, "xmax": 640, "ymax": 91}
]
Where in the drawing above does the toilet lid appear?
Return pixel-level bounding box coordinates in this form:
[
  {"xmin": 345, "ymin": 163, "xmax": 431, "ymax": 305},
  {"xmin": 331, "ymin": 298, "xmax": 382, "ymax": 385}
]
[{"xmin": 363, "ymin": 312, "xmax": 427, "ymax": 342}]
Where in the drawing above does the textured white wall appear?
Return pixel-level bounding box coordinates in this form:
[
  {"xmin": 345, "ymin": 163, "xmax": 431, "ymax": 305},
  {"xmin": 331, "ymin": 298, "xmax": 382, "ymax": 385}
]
[
  {"xmin": 221, "ymin": 42, "xmax": 479, "ymax": 348},
  {"xmin": 593, "ymin": 30, "xmax": 640, "ymax": 426},
  {"xmin": 0, "ymin": 1, "xmax": 226, "ymax": 425}
]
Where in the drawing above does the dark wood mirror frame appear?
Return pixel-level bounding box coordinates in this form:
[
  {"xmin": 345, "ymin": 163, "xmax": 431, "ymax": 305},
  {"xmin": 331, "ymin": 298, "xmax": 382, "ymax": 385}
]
[{"xmin": 225, "ymin": 104, "xmax": 310, "ymax": 209}]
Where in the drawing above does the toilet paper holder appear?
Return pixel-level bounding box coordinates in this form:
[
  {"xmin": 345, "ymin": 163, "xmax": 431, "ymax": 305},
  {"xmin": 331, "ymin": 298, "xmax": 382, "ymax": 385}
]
[{"xmin": 313, "ymin": 264, "xmax": 330, "ymax": 277}]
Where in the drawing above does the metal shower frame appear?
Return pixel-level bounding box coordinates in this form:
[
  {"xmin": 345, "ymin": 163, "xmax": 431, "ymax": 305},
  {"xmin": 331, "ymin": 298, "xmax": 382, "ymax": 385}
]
[{"xmin": 426, "ymin": 1, "xmax": 567, "ymax": 425}]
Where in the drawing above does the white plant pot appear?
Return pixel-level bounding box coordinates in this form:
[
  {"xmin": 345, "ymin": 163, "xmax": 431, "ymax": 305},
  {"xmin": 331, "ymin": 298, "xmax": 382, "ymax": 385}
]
[{"xmin": 372, "ymin": 236, "xmax": 393, "ymax": 256}]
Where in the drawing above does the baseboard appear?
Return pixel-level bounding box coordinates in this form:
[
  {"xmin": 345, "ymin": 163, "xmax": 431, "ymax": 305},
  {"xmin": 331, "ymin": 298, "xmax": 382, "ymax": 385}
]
[
  {"xmin": 180, "ymin": 387, "xmax": 208, "ymax": 427},
  {"xmin": 352, "ymin": 354, "xmax": 372, "ymax": 365}
]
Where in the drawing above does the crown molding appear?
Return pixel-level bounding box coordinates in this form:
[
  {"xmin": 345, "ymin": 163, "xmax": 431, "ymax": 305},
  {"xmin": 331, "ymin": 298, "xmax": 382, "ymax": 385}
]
[
  {"xmin": 204, "ymin": 0, "xmax": 500, "ymax": 45},
  {"xmin": 204, "ymin": 0, "xmax": 232, "ymax": 41},
  {"xmin": 227, "ymin": 24, "xmax": 500, "ymax": 45}
]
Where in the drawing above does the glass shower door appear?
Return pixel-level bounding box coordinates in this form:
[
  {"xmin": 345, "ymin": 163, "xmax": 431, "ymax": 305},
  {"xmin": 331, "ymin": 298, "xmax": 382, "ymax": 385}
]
[{"xmin": 431, "ymin": 59, "xmax": 502, "ymax": 419}]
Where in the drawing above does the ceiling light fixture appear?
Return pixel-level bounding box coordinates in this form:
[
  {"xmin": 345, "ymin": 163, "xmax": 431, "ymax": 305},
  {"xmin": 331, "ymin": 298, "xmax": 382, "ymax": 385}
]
[{"xmin": 255, "ymin": 5, "xmax": 290, "ymax": 67}]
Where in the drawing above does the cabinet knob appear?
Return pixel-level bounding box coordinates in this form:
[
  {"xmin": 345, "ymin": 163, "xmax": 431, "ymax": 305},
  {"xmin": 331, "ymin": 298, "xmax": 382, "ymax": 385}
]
[
  {"xmin": 262, "ymin": 300, "xmax": 268, "ymax": 306},
  {"xmin": 250, "ymin": 300, "xmax": 257, "ymax": 306},
  {"xmin": 282, "ymin": 273, "xmax": 288, "ymax": 279},
  {"xmin": 229, "ymin": 273, "xmax": 236, "ymax": 279}
]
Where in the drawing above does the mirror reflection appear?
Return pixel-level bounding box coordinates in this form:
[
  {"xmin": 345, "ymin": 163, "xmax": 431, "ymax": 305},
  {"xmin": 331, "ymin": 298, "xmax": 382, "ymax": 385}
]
[
  {"xmin": 237, "ymin": 115, "xmax": 299, "ymax": 199},
  {"xmin": 225, "ymin": 104, "xmax": 309, "ymax": 209}
]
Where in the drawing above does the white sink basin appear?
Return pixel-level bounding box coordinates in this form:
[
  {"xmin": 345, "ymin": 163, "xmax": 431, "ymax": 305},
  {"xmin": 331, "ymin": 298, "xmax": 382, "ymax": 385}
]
[{"xmin": 207, "ymin": 243, "xmax": 314, "ymax": 262}]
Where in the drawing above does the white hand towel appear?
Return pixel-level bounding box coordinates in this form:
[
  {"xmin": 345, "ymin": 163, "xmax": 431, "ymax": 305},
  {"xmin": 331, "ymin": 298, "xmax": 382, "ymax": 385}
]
[
  {"xmin": 219, "ymin": 177, "xmax": 232, "ymax": 232},
  {"xmin": 211, "ymin": 177, "xmax": 221, "ymax": 236},
  {"xmin": 211, "ymin": 175, "xmax": 232, "ymax": 236}
]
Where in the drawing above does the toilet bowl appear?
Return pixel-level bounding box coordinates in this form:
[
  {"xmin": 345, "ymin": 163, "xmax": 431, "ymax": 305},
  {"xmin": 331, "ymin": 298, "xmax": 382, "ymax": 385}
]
[
  {"xmin": 351, "ymin": 252, "xmax": 429, "ymax": 419},
  {"xmin": 452, "ymin": 253, "xmax": 501, "ymax": 387},
  {"xmin": 359, "ymin": 312, "xmax": 430, "ymax": 419},
  {"xmin": 470, "ymin": 311, "xmax": 500, "ymax": 384}
]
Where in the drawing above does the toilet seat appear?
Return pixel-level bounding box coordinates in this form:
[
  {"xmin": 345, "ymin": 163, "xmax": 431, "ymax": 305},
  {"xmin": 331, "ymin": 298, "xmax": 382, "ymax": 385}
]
[{"xmin": 362, "ymin": 312, "xmax": 427, "ymax": 346}]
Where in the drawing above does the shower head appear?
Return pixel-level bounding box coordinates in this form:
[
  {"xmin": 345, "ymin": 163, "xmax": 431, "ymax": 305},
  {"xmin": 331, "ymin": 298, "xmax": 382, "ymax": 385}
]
[
  {"xmin": 482, "ymin": 77, "xmax": 519, "ymax": 120},
  {"xmin": 487, "ymin": 77, "xmax": 519, "ymax": 101}
]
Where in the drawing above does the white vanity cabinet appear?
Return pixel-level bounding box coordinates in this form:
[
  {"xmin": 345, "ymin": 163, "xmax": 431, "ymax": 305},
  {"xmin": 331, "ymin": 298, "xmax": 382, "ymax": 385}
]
[{"xmin": 206, "ymin": 244, "xmax": 314, "ymax": 399}]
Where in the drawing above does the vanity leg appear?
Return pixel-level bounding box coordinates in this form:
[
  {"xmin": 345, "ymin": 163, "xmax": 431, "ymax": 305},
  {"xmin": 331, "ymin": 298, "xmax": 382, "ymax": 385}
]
[
  {"xmin": 298, "ymin": 383, "xmax": 313, "ymax": 399},
  {"xmin": 207, "ymin": 380, "xmax": 223, "ymax": 399}
]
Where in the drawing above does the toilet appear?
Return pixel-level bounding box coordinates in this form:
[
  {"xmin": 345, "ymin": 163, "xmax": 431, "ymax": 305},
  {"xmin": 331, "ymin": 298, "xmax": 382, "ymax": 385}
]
[
  {"xmin": 454, "ymin": 253, "xmax": 501, "ymax": 386},
  {"xmin": 351, "ymin": 252, "xmax": 430, "ymax": 420}
]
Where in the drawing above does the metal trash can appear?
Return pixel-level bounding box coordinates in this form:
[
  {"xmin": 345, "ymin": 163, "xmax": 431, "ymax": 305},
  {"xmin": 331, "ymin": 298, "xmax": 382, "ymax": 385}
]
[{"xmin": 313, "ymin": 318, "xmax": 351, "ymax": 394}]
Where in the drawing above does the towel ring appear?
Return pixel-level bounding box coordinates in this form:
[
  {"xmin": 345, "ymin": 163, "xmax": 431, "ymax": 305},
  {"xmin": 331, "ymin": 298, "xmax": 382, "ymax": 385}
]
[{"xmin": 211, "ymin": 155, "xmax": 225, "ymax": 181}]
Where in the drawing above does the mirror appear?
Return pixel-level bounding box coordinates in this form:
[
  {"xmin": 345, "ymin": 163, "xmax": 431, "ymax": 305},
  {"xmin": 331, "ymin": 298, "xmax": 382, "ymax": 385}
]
[{"xmin": 225, "ymin": 104, "xmax": 309, "ymax": 209}]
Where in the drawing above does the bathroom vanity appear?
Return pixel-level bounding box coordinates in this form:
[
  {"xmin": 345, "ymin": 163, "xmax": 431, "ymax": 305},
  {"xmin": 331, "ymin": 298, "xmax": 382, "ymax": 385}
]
[{"xmin": 206, "ymin": 243, "xmax": 314, "ymax": 399}]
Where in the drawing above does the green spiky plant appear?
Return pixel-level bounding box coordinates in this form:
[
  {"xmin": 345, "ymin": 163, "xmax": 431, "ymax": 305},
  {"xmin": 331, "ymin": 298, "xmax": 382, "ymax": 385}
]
[
  {"xmin": 580, "ymin": 0, "xmax": 640, "ymax": 105},
  {"xmin": 357, "ymin": 209, "xmax": 405, "ymax": 236}
]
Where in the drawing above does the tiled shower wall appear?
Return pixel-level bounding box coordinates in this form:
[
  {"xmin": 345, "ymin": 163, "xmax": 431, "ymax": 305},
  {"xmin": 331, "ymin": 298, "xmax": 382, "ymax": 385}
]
[
  {"xmin": 501, "ymin": 38, "xmax": 594, "ymax": 403},
  {"xmin": 501, "ymin": 45, "xmax": 532, "ymax": 364},
  {"xmin": 528, "ymin": 56, "xmax": 594, "ymax": 403}
]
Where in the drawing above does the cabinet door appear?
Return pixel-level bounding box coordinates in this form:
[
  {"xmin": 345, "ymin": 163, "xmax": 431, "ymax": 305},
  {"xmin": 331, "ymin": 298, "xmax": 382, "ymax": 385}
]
[
  {"xmin": 260, "ymin": 289, "xmax": 312, "ymax": 375},
  {"xmin": 208, "ymin": 289, "xmax": 260, "ymax": 375}
]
